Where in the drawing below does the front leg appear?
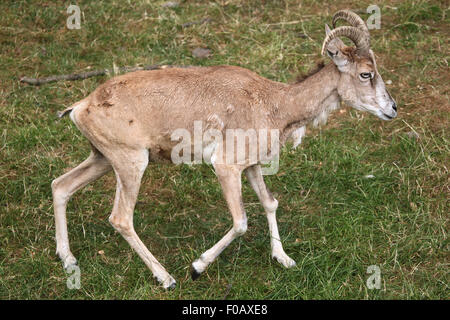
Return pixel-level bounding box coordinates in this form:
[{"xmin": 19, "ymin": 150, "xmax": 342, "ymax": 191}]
[
  {"xmin": 191, "ymin": 163, "xmax": 247, "ymax": 279},
  {"xmin": 245, "ymin": 165, "xmax": 296, "ymax": 268}
]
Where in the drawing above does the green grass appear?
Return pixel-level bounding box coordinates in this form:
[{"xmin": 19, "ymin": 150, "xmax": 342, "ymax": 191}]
[{"xmin": 0, "ymin": 0, "xmax": 448, "ymax": 299}]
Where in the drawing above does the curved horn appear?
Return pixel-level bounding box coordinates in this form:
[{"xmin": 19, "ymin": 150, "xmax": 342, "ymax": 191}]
[
  {"xmin": 321, "ymin": 26, "xmax": 370, "ymax": 56},
  {"xmin": 332, "ymin": 10, "xmax": 369, "ymax": 35}
]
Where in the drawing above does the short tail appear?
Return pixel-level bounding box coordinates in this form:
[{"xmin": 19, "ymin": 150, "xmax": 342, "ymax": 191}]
[
  {"xmin": 57, "ymin": 106, "xmax": 74, "ymax": 118},
  {"xmin": 57, "ymin": 99, "xmax": 88, "ymax": 119}
]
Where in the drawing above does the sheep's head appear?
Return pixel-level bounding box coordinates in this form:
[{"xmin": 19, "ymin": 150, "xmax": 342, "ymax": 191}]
[{"xmin": 322, "ymin": 10, "xmax": 397, "ymax": 120}]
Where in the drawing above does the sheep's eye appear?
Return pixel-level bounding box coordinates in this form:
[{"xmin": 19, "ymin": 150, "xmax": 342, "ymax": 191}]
[{"xmin": 360, "ymin": 72, "xmax": 372, "ymax": 79}]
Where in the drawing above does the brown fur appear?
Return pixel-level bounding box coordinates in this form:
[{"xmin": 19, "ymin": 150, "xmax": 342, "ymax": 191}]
[
  {"xmin": 52, "ymin": 10, "xmax": 396, "ymax": 289},
  {"xmin": 295, "ymin": 61, "xmax": 326, "ymax": 83}
]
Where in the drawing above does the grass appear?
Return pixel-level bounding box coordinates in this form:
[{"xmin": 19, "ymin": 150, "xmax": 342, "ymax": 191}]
[{"xmin": 0, "ymin": 0, "xmax": 448, "ymax": 299}]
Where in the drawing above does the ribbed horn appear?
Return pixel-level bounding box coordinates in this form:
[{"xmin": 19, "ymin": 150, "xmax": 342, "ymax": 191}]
[
  {"xmin": 332, "ymin": 10, "xmax": 369, "ymax": 35},
  {"xmin": 321, "ymin": 26, "xmax": 370, "ymax": 56}
]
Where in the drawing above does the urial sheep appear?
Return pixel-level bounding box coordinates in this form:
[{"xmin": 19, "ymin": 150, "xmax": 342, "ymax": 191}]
[{"xmin": 52, "ymin": 10, "xmax": 396, "ymax": 289}]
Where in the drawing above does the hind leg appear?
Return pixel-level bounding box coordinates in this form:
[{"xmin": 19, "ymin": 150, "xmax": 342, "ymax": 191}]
[
  {"xmin": 52, "ymin": 147, "xmax": 111, "ymax": 269},
  {"xmin": 106, "ymin": 148, "xmax": 176, "ymax": 289}
]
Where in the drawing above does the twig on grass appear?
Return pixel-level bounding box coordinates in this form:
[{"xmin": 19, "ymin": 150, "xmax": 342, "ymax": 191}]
[
  {"xmin": 181, "ymin": 17, "xmax": 212, "ymax": 28},
  {"xmin": 19, "ymin": 64, "xmax": 187, "ymax": 86}
]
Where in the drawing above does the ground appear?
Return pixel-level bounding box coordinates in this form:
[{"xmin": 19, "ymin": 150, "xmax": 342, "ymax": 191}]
[{"xmin": 0, "ymin": 0, "xmax": 448, "ymax": 299}]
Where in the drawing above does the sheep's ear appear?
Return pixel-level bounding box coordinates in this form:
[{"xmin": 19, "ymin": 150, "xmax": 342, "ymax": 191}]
[
  {"xmin": 323, "ymin": 24, "xmax": 345, "ymax": 59},
  {"xmin": 326, "ymin": 44, "xmax": 350, "ymax": 69},
  {"xmin": 323, "ymin": 26, "xmax": 349, "ymax": 69}
]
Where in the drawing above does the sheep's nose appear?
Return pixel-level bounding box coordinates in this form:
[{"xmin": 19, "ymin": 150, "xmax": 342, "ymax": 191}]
[{"xmin": 392, "ymin": 102, "xmax": 397, "ymax": 112}]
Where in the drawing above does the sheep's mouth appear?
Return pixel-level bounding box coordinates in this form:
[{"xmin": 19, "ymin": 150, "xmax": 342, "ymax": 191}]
[{"xmin": 376, "ymin": 111, "xmax": 395, "ymax": 121}]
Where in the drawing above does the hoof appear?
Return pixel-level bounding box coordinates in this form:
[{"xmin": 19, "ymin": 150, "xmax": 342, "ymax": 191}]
[
  {"xmin": 272, "ymin": 254, "xmax": 296, "ymax": 268},
  {"xmin": 160, "ymin": 276, "xmax": 176, "ymax": 290},
  {"xmin": 190, "ymin": 265, "xmax": 202, "ymax": 281},
  {"xmin": 61, "ymin": 255, "xmax": 78, "ymax": 271}
]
